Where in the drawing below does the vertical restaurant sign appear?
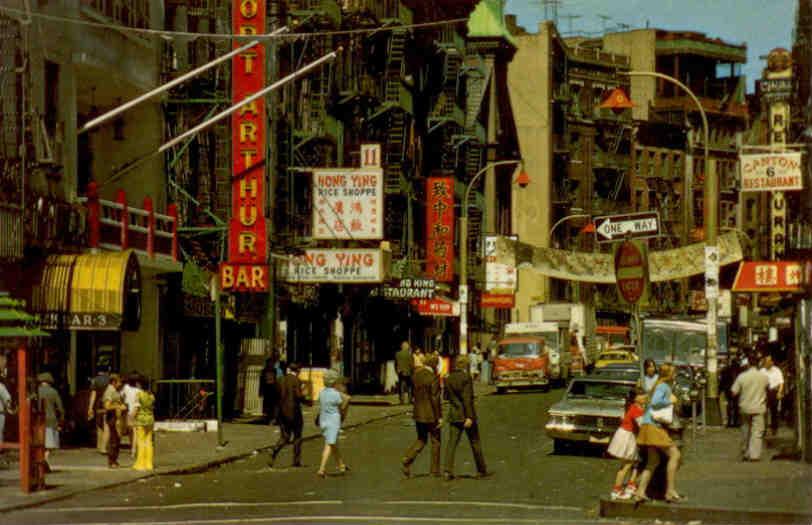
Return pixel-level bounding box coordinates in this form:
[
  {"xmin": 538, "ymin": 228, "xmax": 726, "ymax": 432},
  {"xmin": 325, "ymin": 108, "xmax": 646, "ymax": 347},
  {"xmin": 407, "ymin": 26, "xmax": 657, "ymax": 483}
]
[
  {"xmin": 426, "ymin": 177, "xmax": 454, "ymax": 282},
  {"xmin": 221, "ymin": 0, "xmax": 268, "ymax": 292}
]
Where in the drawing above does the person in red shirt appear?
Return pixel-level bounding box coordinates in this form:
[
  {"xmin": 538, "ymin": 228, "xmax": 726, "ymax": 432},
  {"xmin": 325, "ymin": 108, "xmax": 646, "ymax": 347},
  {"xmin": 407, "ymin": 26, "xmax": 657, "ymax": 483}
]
[{"xmin": 607, "ymin": 387, "xmax": 646, "ymax": 500}]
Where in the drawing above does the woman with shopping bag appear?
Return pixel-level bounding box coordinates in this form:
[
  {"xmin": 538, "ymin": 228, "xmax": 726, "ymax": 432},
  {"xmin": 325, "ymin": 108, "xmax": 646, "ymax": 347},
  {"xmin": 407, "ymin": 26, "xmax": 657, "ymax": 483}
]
[{"xmin": 633, "ymin": 363, "xmax": 683, "ymax": 504}]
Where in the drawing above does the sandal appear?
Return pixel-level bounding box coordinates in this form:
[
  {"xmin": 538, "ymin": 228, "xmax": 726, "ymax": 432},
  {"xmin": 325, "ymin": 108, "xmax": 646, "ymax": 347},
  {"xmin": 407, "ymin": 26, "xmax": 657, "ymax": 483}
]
[
  {"xmin": 316, "ymin": 470, "xmax": 326, "ymax": 478},
  {"xmin": 632, "ymin": 494, "xmax": 649, "ymax": 504},
  {"xmin": 666, "ymin": 491, "xmax": 685, "ymax": 503},
  {"xmin": 339, "ymin": 465, "xmax": 350, "ymax": 474}
]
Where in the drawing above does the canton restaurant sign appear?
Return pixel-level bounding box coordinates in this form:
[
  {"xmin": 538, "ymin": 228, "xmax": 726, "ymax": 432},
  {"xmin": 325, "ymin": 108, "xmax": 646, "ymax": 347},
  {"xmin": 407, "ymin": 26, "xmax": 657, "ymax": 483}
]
[
  {"xmin": 426, "ymin": 176, "xmax": 454, "ymax": 282},
  {"xmin": 284, "ymin": 249, "xmax": 385, "ymax": 283},
  {"xmin": 740, "ymin": 153, "xmax": 804, "ymax": 192},
  {"xmin": 732, "ymin": 261, "xmax": 804, "ymax": 293},
  {"xmin": 220, "ymin": 0, "xmax": 269, "ymax": 292},
  {"xmin": 312, "ymin": 144, "xmax": 383, "ymax": 240}
]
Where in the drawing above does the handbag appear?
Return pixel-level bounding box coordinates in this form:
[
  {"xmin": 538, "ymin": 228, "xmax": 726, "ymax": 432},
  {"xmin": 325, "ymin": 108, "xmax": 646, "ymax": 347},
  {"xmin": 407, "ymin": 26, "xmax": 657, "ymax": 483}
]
[
  {"xmin": 314, "ymin": 413, "xmax": 320, "ymax": 427},
  {"xmin": 651, "ymin": 405, "xmax": 673, "ymax": 425}
]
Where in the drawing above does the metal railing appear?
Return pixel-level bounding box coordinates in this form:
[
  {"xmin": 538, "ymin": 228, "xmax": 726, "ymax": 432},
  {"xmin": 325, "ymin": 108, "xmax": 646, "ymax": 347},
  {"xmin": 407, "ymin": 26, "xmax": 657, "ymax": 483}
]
[{"xmin": 154, "ymin": 379, "xmax": 216, "ymax": 420}]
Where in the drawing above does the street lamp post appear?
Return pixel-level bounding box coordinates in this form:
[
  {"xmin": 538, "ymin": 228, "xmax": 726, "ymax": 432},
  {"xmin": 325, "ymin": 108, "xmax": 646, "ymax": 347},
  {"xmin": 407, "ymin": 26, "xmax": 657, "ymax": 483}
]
[
  {"xmin": 459, "ymin": 160, "xmax": 526, "ymax": 355},
  {"xmin": 621, "ymin": 70, "xmax": 721, "ymax": 425},
  {"xmin": 550, "ymin": 214, "xmax": 593, "ymax": 240}
]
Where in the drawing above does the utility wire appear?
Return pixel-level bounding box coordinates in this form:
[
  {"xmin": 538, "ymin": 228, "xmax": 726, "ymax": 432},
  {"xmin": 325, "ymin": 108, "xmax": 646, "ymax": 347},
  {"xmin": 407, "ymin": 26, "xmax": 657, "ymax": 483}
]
[{"xmin": 0, "ymin": 6, "xmax": 467, "ymax": 40}]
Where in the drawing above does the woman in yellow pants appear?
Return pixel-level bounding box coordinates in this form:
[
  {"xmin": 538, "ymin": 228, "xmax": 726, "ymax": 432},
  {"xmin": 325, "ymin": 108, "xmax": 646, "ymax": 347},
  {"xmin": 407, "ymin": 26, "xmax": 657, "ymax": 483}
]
[{"xmin": 132, "ymin": 376, "xmax": 155, "ymax": 471}]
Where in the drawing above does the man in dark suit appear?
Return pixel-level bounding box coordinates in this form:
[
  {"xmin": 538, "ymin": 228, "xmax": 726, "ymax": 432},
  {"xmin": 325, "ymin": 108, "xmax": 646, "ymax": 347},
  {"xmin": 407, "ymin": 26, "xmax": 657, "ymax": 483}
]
[
  {"xmin": 395, "ymin": 341, "xmax": 414, "ymax": 404},
  {"xmin": 444, "ymin": 355, "xmax": 488, "ymax": 480},
  {"xmin": 269, "ymin": 362, "xmax": 306, "ymax": 467},
  {"xmin": 401, "ymin": 354, "xmax": 441, "ymax": 477}
]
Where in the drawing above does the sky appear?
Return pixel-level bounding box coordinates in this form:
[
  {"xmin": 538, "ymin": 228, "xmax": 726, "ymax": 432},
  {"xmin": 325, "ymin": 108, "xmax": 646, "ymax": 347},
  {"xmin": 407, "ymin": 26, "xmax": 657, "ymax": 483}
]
[{"xmin": 504, "ymin": 0, "xmax": 796, "ymax": 92}]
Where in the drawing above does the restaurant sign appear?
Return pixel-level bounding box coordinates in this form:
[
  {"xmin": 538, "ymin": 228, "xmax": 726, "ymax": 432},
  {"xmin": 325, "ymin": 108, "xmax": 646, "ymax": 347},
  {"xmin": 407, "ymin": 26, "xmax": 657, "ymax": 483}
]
[
  {"xmin": 732, "ymin": 261, "xmax": 804, "ymax": 293},
  {"xmin": 312, "ymin": 144, "xmax": 383, "ymax": 240},
  {"xmin": 425, "ymin": 176, "xmax": 454, "ymax": 282},
  {"xmin": 284, "ymin": 249, "xmax": 385, "ymax": 283},
  {"xmin": 221, "ymin": 0, "xmax": 268, "ymax": 292},
  {"xmin": 411, "ymin": 297, "xmax": 460, "ymax": 317},
  {"xmin": 740, "ymin": 153, "xmax": 803, "ymax": 192},
  {"xmin": 371, "ymin": 278, "xmax": 436, "ymax": 300}
]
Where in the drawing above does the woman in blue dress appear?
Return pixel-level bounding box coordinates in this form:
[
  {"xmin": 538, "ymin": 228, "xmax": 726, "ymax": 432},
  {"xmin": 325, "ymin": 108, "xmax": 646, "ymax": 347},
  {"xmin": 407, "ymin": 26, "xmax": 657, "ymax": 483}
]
[
  {"xmin": 317, "ymin": 371, "xmax": 351, "ymax": 477},
  {"xmin": 634, "ymin": 363, "xmax": 683, "ymax": 503}
]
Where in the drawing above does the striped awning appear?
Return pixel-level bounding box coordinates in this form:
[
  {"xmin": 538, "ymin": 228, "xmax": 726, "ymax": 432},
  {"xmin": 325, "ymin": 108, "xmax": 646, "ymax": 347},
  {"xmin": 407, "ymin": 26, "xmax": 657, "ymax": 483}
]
[{"xmin": 32, "ymin": 250, "xmax": 141, "ymax": 331}]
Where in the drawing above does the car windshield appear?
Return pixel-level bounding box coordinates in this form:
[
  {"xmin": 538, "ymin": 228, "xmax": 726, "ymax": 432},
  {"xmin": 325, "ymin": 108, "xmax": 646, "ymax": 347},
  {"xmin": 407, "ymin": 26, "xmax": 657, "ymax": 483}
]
[
  {"xmin": 567, "ymin": 381, "xmax": 630, "ymax": 400},
  {"xmin": 499, "ymin": 343, "xmax": 540, "ymax": 357},
  {"xmin": 601, "ymin": 353, "xmax": 628, "ymax": 361}
]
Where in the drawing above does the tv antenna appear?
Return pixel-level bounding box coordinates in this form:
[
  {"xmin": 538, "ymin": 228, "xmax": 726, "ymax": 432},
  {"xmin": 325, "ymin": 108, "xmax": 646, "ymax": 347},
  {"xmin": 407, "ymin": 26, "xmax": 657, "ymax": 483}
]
[{"xmin": 560, "ymin": 14, "xmax": 583, "ymax": 35}]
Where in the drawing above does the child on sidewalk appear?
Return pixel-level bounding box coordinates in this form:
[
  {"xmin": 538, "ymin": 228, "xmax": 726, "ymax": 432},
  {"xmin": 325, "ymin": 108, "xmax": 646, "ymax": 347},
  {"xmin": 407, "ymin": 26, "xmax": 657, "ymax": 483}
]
[{"xmin": 607, "ymin": 386, "xmax": 646, "ymax": 500}]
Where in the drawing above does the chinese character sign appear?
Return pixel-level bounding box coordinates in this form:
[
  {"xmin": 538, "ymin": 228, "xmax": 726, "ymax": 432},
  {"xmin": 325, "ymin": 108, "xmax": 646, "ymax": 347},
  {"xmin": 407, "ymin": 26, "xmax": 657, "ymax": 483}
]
[
  {"xmin": 222, "ymin": 0, "xmax": 268, "ymax": 292},
  {"xmin": 426, "ymin": 177, "xmax": 454, "ymax": 282},
  {"xmin": 312, "ymin": 168, "xmax": 383, "ymax": 240}
]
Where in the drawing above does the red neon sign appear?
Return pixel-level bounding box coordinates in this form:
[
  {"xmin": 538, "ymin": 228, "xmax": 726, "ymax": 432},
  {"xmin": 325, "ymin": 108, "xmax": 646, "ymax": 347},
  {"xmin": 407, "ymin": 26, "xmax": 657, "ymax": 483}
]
[{"xmin": 222, "ymin": 0, "xmax": 268, "ymax": 292}]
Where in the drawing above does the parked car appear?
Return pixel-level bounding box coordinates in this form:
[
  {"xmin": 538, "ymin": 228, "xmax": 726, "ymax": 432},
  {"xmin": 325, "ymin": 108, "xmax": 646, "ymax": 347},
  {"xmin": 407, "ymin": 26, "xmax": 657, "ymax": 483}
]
[
  {"xmin": 590, "ymin": 362, "xmax": 640, "ymax": 381},
  {"xmin": 545, "ymin": 376, "xmax": 637, "ymax": 453},
  {"xmin": 594, "ymin": 346, "xmax": 639, "ymax": 369}
]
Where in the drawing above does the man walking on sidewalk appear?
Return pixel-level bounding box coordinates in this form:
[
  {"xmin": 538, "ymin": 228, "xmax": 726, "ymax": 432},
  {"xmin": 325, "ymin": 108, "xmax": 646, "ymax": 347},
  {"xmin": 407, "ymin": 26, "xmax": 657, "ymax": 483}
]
[
  {"xmin": 760, "ymin": 355, "xmax": 784, "ymax": 436},
  {"xmin": 269, "ymin": 363, "xmax": 306, "ymax": 468},
  {"xmin": 443, "ymin": 355, "xmax": 488, "ymax": 481},
  {"xmin": 395, "ymin": 341, "xmax": 414, "ymax": 405},
  {"xmin": 401, "ymin": 354, "xmax": 441, "ymax": 478},
  {"xmin": 732, "ymin": 350, "xmax": 769, "ymax": 461}
]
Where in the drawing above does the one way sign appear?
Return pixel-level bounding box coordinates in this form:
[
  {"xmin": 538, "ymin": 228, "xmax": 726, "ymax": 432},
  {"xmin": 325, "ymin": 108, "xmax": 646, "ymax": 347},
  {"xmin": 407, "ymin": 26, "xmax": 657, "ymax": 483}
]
[{"xmin": 593, "ymin": 211, "xmax": 660, "ymax": 243}]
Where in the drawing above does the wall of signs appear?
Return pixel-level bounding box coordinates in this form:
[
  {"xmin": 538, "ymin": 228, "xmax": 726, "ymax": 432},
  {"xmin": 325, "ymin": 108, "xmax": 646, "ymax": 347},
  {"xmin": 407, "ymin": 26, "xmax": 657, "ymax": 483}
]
[
  {"xmin": 425, "ymin": 177, "xmax": 454, "ymax": 282},
  {"xmin": 312, "ymin": 146, "xmax": 383, "ymax": 240},
  {"xmin": 221, "ymin": 0, "xmax": 268, "ymax": 292},
  {"xmin": 284, "ymin": 249, "xmax": 385, "ymax": 283}
]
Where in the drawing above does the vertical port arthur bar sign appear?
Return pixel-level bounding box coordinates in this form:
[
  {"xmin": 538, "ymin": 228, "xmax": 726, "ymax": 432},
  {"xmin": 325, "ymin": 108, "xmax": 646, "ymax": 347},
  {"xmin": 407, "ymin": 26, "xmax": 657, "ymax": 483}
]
[{"xmin": 221, "ymin": 0, "xmax": 269, "ymax": 292}]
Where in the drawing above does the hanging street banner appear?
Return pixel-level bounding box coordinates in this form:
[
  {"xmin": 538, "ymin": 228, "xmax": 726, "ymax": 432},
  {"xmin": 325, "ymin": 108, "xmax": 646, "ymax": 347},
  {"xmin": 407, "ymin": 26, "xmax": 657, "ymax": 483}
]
[
  {"xmin": 312, "ymin": 144, "xmax": 383, "ymax": 240},
  {"xmin": 594, "ymin": 211, "xmax": 660, "ymax": 243},
  {"xmin": 492, "ymin": 231, "xmax": 743, "ymax": 284},
  {"xmin": 370, "ymin": 278, "xmax": 436, "ymax": 300},
  {"xmin": 732, "ymin": 261, "xmax": 804, "ymax": 293},
  {"xmin": 484, "ymin": 235, "xmax": 518, "ymax": 293},
  {"xmin": 425, "ymin": 176, "xmax": 454, "ymax": 282},
  {"xmin": 283, "ymin": 249, "xmax": 385, "ymax": 283},
  {"xmin": 740, "ymin": 152, "xmax": 803, "ymax": 192},
  {"xmin": 411, "ymin": 297, "xmax": 460, "ymax": 317},
  {"xmin": 222, "ymin": 0, "xmax": 268, "ymax": 292}
]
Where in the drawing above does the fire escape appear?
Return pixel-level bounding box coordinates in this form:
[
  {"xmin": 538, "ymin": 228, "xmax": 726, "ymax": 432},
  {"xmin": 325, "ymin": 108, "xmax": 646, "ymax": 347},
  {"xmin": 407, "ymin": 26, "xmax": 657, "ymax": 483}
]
[{"xmin": 161, "ymin": 0, "xmax": 231, "ymax": 268}]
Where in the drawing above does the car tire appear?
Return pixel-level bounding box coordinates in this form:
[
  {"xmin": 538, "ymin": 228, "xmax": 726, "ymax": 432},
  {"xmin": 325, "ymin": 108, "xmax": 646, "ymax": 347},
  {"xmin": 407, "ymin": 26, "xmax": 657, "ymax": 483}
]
[
  {"xmin": 496, "ymin": 387, "xmax": 507, "ymax": 395},
  {"xmin": 541, "ymin": 383, "xmax": 551, "ymax": 393},
  {"xmin": 553, "ymin": 438, "xmax": 567, "ymax": 455}
]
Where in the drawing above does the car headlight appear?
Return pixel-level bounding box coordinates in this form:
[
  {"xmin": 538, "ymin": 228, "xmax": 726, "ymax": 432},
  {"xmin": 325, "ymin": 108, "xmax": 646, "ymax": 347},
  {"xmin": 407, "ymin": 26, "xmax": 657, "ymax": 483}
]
[{"xmin": 546, "ymin": 413, "xmax": 575, "ymax": 430}]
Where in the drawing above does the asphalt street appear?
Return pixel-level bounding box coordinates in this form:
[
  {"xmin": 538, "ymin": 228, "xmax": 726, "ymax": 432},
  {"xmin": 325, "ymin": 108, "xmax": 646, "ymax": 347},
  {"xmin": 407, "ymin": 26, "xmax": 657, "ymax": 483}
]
[{"xmin": 3, "ymin": 389, "xmax": 626, "ymax": 525}]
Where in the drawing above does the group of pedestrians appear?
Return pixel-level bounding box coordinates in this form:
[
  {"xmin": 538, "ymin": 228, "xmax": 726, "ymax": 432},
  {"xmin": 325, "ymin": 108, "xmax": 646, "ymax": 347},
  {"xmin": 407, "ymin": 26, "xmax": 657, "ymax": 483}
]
[
  {"xmin": 401, "ymin": 352, "xmax": 490, "ymax": 481},
  {"xmin": 87, "ymin": 370, "xmax": 154, "ymax": 470},
  {"xmin": 261, "ymin": 361, "xmax": 352, "ymax": 478}
]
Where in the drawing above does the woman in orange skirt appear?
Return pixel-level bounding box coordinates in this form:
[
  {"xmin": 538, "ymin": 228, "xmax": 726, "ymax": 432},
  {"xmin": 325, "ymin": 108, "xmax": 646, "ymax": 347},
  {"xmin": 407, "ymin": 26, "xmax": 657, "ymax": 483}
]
[{"xmin": 634, "ymin": 363, "xmax": 683, "ymax": 503}]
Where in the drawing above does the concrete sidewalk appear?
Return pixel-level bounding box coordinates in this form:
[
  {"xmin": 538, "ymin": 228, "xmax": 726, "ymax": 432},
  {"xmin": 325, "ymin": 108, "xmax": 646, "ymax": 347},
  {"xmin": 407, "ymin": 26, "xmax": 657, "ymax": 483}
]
[
  {"xmin": 600, "ymin": 425, "xmax": 812, "ymax": 523},
  {"xmin": 0, "ymin": 399, "xmax": 410, "ymax": 513}
]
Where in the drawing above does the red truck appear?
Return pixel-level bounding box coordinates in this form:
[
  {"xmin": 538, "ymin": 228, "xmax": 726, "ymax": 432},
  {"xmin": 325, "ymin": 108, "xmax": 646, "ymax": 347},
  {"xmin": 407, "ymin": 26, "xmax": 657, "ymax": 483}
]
[{"xmin": 492, "ymin": 335, "xmax": 551, "ymax": 394}]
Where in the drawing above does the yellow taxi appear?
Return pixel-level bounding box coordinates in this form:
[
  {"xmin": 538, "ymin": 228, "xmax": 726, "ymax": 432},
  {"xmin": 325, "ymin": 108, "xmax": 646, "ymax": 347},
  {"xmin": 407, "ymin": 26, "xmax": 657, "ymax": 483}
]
[{"xmin": 594, "ymin": 346, "xmax": 639, "ymax": 369}]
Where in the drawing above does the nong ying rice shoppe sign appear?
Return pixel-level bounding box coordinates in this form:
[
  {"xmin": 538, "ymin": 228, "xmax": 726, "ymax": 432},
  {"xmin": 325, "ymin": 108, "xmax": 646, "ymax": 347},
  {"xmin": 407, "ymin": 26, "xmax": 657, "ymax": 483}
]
[{"xmin": 220, "ymin": 0, "xmax": 268, "ymax": 292}]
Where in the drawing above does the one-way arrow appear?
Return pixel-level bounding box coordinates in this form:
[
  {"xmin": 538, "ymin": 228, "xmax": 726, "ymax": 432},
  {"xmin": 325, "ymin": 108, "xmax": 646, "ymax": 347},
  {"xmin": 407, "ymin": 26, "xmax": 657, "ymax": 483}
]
[{"xmin": 593, "ymin": 212, "xmax": 660, "ymax": 242}]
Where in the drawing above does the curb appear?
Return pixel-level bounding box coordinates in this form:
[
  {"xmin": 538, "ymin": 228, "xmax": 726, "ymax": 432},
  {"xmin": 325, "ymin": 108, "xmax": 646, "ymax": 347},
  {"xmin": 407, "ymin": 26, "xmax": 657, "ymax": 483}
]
[
  {"xmin": 1, "ymin": 407, "xmax": 410, "ymax": 514},
  {"xmin": 599, "ymin": 498, "xmax": 812, "ymax": 524}
]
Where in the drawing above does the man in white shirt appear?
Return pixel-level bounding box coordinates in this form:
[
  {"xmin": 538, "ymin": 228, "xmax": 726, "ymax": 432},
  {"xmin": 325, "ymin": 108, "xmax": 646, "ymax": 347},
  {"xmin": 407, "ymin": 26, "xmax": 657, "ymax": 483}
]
[
  {"xmin": 760, "ymin": 355, "xmax": 784, "ymax": 436},
  {"xmin": 732, "ymin": 352, "xmax": 769, "ymax": 461},
  {"xmin": 121, "ymin": 373, "xmax": 143, "ymax": 459}
]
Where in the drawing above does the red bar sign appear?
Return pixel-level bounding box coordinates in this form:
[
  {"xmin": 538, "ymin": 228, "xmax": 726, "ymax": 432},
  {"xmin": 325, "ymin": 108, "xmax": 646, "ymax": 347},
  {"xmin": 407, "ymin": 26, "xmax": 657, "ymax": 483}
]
[
  {"xmin": 426, "ymin": 177, "xmax": 454, "ymax": 282},
  {"xmin": 222, "ymin": 0, "xmax": 268, "ymax": 291}
]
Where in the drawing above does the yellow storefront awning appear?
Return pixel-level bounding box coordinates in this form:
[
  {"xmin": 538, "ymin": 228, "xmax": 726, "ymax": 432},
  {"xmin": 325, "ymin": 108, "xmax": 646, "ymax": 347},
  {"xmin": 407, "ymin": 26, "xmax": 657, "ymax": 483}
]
[{"xmin": 33, "ymin": 250, "xmax": 141, "ymax": 331}]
